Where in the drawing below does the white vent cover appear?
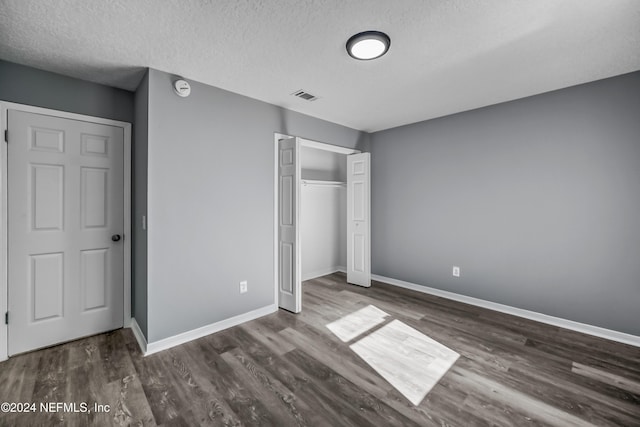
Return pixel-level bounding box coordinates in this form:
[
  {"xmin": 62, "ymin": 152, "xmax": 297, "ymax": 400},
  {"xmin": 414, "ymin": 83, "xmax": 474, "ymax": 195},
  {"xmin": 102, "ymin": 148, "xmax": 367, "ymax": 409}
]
[{"xmin": 291, "ymin": 89, "xmax": 319, "ymax": 101}]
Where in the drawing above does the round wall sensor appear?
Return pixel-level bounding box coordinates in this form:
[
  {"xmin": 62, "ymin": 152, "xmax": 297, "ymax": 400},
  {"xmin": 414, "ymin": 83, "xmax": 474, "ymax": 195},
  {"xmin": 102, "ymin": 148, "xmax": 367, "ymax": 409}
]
[{"xmin": 173, "ymin": 79, "xmax": 191, "ymax": 97}]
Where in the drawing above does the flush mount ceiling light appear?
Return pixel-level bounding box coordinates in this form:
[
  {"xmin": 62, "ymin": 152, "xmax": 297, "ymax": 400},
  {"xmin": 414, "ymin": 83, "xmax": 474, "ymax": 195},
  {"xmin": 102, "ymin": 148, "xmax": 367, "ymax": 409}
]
[{"xmin": 346, "ymin": 31, "xmax": 390, "ymax": 60}]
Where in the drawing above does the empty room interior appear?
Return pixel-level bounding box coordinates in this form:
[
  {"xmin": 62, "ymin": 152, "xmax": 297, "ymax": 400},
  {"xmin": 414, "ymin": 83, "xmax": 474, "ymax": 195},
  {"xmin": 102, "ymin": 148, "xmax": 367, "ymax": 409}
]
[{"xmin": 1, "ymin": 1, "xmax": 639, "ymax": 426}]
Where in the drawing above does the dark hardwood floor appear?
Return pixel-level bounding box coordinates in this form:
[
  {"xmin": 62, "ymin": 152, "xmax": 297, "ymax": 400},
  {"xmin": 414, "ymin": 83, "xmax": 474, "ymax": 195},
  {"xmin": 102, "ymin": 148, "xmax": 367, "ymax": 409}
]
[{"xmin": 1, "ymin": 272, "xmax": 639, "ymax": 426}]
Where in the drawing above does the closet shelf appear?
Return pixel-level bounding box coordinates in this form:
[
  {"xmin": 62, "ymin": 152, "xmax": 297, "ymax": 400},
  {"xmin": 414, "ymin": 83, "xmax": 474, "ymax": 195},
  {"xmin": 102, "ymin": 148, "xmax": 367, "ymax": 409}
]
[{"xmin": 302, "ymin": 179, "xmax": 346, "ymax": 187}]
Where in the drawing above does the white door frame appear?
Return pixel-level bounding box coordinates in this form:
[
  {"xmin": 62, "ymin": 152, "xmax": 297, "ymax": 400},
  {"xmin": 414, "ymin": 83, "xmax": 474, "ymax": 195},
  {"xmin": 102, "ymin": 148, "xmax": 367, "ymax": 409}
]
[
  {"xmin": 0, "ymin": 101, "xmax": 132, "ymax": 361},
  {"xmin": 273, "ymin": 133, "xmax": 360, "ymax": 309}
]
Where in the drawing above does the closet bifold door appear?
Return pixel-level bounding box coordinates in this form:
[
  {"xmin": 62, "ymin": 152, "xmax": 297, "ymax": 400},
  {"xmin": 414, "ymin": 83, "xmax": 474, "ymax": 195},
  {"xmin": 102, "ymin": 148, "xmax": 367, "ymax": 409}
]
[
  {"xmin": 278, "ymin": 137, "xmax": 302, "ymax": 312},
  {"xmin": 347, "ymin": 153, "xmax": 371, "ymax": 287}
]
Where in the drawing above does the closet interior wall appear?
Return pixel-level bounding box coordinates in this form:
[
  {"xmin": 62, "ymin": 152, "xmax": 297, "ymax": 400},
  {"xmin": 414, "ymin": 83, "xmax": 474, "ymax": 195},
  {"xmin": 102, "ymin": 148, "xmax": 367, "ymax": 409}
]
[{"xmin": 300, "ymin": 146, "xmax": 347, "ymax": 281}]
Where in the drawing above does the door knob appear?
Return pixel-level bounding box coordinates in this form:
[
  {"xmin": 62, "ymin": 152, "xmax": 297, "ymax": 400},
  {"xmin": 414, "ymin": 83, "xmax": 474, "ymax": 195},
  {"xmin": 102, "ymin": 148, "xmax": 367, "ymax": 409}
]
[{"xmin": 111, "ymin": 234, "xmax": 122, "ymax": 242}]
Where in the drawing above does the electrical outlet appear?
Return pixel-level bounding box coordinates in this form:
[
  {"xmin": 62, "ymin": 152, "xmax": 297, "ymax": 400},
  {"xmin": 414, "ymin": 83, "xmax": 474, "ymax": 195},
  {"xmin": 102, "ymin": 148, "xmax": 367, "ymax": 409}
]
[
  {"xmin": 452, "ymin": 266, "xmax": 461, "ymax": 277},
  {"xmin": 239, "ymin": 280, "xmax": 248, "ymax": 294}
]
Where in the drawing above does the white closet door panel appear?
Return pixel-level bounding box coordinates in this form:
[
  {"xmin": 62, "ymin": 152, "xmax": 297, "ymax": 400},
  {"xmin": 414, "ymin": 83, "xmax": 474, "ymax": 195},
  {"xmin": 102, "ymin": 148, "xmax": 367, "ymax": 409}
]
[
  {"xmin": 30, "ymin": 252, "xmax": 64, "ymax": 321},
  {"xmin": 81, "ymin": 248, "xmax": 108, "ymax": 311},
  {"xmin": 81, "ymin": 167, "xmax": 108, "ymax": 228},
  {"xmin": 31, "ymin": 164, "xmax": 65, "ymax": 231},
  {"xmin": 347, "ymin": 153, "xmax": 371, "ymax": 287},
  {"xmin": 30, "ymin": 126, "xmax": 64, "ymax": 152},
  {"xmin": 277, "ymin": 137, "xmax": 301, "ymax": 313}
]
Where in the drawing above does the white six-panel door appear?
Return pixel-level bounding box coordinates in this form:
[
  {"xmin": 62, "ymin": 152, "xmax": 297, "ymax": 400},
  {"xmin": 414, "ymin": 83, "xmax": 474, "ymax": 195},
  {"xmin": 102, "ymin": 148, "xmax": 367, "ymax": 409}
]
[
  {"xmin": 347, "ymin": 153, "xmax": 371, "ymax": 287},
  {"xmin": 278, "ymin": 137, "xmax": 301, "ymax": 313},
  {"xmin": 8, "ymin": 110, "xmax": 124, "ymax": 355}
]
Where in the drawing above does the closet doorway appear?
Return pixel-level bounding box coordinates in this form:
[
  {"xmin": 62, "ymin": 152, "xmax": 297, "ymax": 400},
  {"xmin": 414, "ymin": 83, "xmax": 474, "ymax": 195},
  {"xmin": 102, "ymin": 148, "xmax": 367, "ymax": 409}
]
[{"xmin": 275, "ymin": 135, "xmax": 370, "ymax": 313}]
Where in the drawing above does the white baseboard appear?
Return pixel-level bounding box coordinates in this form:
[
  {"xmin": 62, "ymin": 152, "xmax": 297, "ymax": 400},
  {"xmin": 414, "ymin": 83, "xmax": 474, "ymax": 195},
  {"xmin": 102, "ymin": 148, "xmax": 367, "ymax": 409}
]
[
  {"xmin": 130, "ymin": 304, "xmax": 278, "ymax": 356},
  {"xmin": 303, "ymin": 266, "xmax": 346, "ymax": 281},
  {"xmin": 372, "ymin": 274, "xmax": 640, "ymax": 348}
]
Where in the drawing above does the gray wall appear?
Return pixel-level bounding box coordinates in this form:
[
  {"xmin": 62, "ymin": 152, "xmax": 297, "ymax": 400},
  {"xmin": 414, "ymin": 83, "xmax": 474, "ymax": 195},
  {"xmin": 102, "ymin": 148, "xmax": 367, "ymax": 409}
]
[
  {"xmin": 370, "ymin": 71, "xmax": 640, "ymax": 336},
  {"xmin": 145, "ymin": 68, "xmax": 367, "ymax": 342},
  {"xmin": 132, "ymin": 70, "xmax": 149, "ymax": 337},
  {"xmin": 0, "ymin": 60, "xmax": 133, "ymax": 123},
  {"xmin": 1, "ymin": 59, "xmax": 139, "ymax": 326}
]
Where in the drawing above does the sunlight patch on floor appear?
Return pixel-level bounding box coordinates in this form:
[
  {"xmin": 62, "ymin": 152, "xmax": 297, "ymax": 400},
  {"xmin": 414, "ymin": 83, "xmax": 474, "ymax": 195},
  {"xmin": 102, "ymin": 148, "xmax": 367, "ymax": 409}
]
[
  {"xmin": 326, "ymin": 305, "xmax": 459, "ymax": 406},
  {"xmin": 351, "ymin": 319, "xmax": 459, "ymax": 405},
  {"xmin": 326, "ymin": 305, "xmax": 389, "ymax": 342}
]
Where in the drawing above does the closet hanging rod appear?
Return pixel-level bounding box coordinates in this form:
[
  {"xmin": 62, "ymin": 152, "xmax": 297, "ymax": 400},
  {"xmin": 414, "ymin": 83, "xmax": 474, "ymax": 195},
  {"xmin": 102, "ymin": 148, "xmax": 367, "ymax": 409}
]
[{"xmin": 302, "ymin": 179, "xmax": 346, "ymax": 187}]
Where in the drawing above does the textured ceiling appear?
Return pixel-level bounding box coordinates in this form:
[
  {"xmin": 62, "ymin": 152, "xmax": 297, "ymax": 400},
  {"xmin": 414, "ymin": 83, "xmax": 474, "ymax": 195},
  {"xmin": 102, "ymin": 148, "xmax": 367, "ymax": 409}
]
[{"xmin": 0, "ymin": 0, "xmax": 639, "ymax": 132}]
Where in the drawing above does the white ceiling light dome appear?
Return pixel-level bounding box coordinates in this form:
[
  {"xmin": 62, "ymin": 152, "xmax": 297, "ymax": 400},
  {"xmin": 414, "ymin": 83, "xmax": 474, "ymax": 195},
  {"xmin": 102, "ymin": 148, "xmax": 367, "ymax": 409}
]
[{"xmin": 346, "ymin": 31, "xmax": 391, "ymax": 60}]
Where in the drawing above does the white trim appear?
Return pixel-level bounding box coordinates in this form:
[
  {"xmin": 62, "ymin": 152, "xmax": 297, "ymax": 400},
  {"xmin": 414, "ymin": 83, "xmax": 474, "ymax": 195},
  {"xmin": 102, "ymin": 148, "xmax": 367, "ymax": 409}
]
[
  {"xmin": 142, "ymin": 304, "xmax": 277, "ymax": 356},
  {"xmin": 129, "ymin": 317, "xmax": 147, "ymax": 354},
  {"xmin": 372, "ymin": 274, "xmax": 640, "ymax": 348},
  {"xmin": 274, "ymin": 133, "xmax": 289, "ymax": 309},
  {"xmin": 123, "ymin": 124, "xmax": 132, "ymax": 328},
  {"xmin": 302, "ymin": 266, "xmax": 346, "ymax": 282},
  {"xmin": 0, "ymin": 106, "xmax": 7, "ymax": 362},
  {"xmin": 299, "ymin": 137, "xmax": 360, "ymax": 155},
  {"xmin": 1, "ymin": 102, "xmax": 132, "ymax": 128},
  {"xmin": 0, "ymin": 101, "xmax": 132, "ymax": 361}
]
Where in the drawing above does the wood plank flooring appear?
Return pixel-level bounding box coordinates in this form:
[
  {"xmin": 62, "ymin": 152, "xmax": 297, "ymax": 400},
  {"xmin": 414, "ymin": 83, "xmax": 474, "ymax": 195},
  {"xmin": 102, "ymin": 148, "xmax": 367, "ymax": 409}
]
[{"xmin": 1, "ymin": 272, "xmax": 639, "ymax": 426}]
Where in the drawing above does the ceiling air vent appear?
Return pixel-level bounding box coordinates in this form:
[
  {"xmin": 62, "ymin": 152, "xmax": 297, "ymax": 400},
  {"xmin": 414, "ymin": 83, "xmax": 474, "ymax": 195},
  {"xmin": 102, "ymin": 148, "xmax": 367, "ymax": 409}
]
[{"xmin": 291, "ymin": 89, "xmax": 319, "ymax": 102}]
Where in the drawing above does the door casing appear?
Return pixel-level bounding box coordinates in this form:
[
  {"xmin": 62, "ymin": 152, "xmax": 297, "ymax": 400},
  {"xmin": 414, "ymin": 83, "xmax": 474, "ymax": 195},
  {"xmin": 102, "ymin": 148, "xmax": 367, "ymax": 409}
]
[{"xmin": 0, "ymin": 101, "xmax": 132, "ymax": 361}]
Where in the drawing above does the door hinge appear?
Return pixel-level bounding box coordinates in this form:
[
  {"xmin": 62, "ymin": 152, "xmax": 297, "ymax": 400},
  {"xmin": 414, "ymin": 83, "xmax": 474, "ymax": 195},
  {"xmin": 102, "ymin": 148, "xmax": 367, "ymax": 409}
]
[
  {"xmin": 3, "ymin": 129, "xmax": 7, "ymax": 143},
  {"xmin": 4, "ymin": 312, "xmax": 7, "ymax": 325}
]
